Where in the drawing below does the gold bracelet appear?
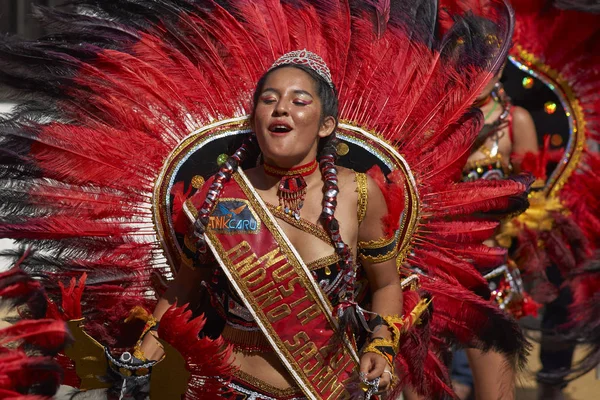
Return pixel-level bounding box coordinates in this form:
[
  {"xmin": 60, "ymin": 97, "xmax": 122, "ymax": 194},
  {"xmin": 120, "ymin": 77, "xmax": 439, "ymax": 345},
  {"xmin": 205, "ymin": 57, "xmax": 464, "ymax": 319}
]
[
  {"xmin": 381, "ymin": 315, "xmax": 405, "ymax": 352},
  {"xmin": 126, "ymin": 306, "xmax": 160, "ymax": 362},
  {"xmin": 362, "ymin": 338, "xmax": 396, "ymax": 371}
]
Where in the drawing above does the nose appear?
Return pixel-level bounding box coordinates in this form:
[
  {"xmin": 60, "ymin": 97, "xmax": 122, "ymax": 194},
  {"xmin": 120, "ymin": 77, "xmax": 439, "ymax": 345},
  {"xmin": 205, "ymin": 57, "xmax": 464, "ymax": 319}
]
[{"xmin": 272, "ymin": 100, "xmax": 289, "ymax": 116}]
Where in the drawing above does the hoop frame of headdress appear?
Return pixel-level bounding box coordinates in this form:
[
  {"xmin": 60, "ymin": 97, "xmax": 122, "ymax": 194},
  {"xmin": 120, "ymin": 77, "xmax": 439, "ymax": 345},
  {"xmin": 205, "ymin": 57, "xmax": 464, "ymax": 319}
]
[
  {"xmin": 507, "ymin": 50, "xmax": 585, "ymax": 198},
  {"xmin": 152, "ymin": 51, "xmax": 420, "ymax": 275}
]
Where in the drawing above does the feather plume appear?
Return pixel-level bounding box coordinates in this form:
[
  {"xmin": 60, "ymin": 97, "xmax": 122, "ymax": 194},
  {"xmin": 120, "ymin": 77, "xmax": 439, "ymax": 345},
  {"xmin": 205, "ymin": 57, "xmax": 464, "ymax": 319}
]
[
  {"xmin": 0, "ymin": 260, "xmax": 68, "ymax": 398},
  {"xmin": 0, "ymin": 0, "xmax": 529, "ymax": 396},
  {"xmin": 422, "ymin": 276, "xmax": 529, "ymax": 367},
  {"xmin": 157, "ymin": 305, "xmax": 235, "ymax": 398}
]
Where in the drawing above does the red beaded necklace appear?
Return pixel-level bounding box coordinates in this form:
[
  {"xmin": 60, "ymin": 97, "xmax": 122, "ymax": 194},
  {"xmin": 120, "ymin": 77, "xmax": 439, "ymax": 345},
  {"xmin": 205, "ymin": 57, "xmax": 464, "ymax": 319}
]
[{"xmin": 264, "ymin": 160, "xmax": 318, "ymax": 220}]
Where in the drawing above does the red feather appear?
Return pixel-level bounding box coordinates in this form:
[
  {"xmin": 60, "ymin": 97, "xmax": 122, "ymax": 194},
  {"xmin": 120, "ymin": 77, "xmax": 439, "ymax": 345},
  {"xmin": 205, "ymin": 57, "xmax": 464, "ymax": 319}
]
[
  {"xmin": 0, "ymin": 320, "xmax": 71, "ymax": 353},
  {"xmin": 0, "ymin": 1, "xmax": 529, "ymax": 397},
  {"xmin": 157, "ymin": 305, "xmax": 235, "ymax": 398},
  {"xmin": 0, "ymin": 352, "xmax": 62, "ymax": 397}
]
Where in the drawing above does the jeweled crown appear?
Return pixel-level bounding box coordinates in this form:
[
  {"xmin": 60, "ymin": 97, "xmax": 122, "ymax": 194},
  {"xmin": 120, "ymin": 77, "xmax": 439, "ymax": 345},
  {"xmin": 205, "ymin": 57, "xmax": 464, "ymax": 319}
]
[{"xmin": 270, "ymin": 50, "xmax": 334, "ymax": 88}]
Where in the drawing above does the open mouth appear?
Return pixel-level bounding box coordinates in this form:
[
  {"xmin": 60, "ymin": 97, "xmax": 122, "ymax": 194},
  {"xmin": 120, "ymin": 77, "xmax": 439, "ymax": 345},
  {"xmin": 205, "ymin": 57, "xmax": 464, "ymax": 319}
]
[{"xmin": 268, "ymin": 122, "xmax": 293, "ymax": 133}]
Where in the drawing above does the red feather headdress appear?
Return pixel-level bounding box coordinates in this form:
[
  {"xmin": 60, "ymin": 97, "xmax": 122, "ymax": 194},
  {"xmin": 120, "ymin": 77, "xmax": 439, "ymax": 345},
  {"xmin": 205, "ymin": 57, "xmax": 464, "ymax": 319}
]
[{"xmin": 0, "ymin": 0, "xmax": 529, "ymax": 396}]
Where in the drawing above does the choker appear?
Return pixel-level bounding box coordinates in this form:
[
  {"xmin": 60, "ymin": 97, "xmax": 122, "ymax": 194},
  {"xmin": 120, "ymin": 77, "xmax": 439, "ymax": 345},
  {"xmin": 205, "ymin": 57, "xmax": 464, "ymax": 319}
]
[{"xmin": 264, "ymin": 160, "xmax": 318, "ymax": 220}]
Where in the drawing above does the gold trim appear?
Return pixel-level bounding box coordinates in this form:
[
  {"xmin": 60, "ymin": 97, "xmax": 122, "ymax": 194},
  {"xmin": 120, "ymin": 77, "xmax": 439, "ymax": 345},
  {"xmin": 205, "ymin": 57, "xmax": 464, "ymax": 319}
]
[
  {"xmin": 184, "ymin": 198, "xmax": 198, "ymax": 219},
  {"xmin": 355, "ymin": 172, "xmax": 368, "ymax": 225},
  {"xmin": 361, "ymin": 339, "xmax": 395, "ymax": 370},
  {"xmin": 307, "ymin": 253, "xmax": 341, "ymax": 271},
  {"xmin": 232, "ymin": 171, "xmax": 342, "ymax": 327},
  {"xmin": 511, "ymin": 47, "xmax": 586, "ymax": 198},
  {"xmin": 358, "ymin": 249, "xmax": 398, "ymax": 264},
  {"xmin": 153, "ymin": 117, "xmax": 421, "ymax": 277},
  {"xmin": 267, "ymin": 203, "xmax": 332, "ymax": 245},
  {"xmin": 234, "ymin": 369, "xmax": 304, "ymax": 397},
  {"xmin": 462, "ymin": 154, "xmax": 511, "ymax": 177},
  {"xmin": 358, "ymin": 233, "xmax": 397, "ymax": 250},
  {"xmin": 204, "ymin": 170, "xmax": 359, "ymax": 400},
  {"xmin": 337, "ymin": 123, "xmax": 420, "ymax": 265},
  {"xmin": 153, "ymin": 117, "xmax": 251, "ymax": 274}
]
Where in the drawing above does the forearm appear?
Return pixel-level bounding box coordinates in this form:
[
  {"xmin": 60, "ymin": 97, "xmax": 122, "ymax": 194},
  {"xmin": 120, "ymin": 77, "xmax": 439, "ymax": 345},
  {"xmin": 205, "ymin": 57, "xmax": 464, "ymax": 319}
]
[
  {"xmin": 137, "ymin": 285, "xmax": 185, "ymax": 361},
  {"xmin": 370, "ymin": 282, "xmax": 403, "ymax": 339},
  {"xmin": 139, "ymin": 266, "xmax": 209, "ymax": 360}
]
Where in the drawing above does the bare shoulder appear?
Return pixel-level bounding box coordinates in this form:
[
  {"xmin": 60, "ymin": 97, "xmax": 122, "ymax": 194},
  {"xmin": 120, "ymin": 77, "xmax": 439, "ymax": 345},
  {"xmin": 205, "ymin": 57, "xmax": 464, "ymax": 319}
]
[
  {"xmin": 335, "ymin": 166, "xmax": 358, "ymax": 191},
  {"xmin": 363, "ymin": 173, "xmax": 387, "ymax": 216},
  {"xmin": 512, "ymin": 105, "xmax": 534, "ymax": 126},
  {"xmin": 336, "ymin": 165, "xmax": 355, "ymax": 180},
  {"xmin": 357, "ymin": 171, "xmax": 388, "ymax": 241},
  {"xmin": 511, "ymin": 105, "xmax": 538, "ymax": 153}
]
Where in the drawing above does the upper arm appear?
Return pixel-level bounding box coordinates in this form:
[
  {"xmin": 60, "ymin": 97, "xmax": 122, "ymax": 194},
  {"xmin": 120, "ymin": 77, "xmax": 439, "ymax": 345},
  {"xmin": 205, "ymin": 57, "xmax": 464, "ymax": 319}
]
[
  {"xmin": 357, "ymin": 176, "xmax": 400, "ymax": 290},
  {"xmin": 511, "ymin": 106, "xmax": 538, "ymax": 155},
  {"xmin": 358, "ymin": 176, "xmax": 388, "ymax": 243}
]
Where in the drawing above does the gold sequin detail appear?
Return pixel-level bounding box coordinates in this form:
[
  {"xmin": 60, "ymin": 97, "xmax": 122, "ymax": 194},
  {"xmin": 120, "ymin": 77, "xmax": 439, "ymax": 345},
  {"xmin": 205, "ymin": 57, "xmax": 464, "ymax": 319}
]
[
  {"xmin": 307, "ymin": 253, "xmax": 341, "ymax": 271},
  {"xmin": 355, "ymin": 172, "xmax": 368, "ymax": 225},
  {"xmin": 513, "ymin": 46, "xmax": 586, "ymax": 198},
  {"xmin": 191, "ymin": 175, "xmax": 205, "ymax": 189},
  {"xmin": 463, "ymin": 145, "xmax": 511, "ymax": 177},
  {"xmin": 358, "ymin": 249, "xmax": 398, "ymax": 264},
  {"xmin": 358, "ymin": 233, "xmax": 399, "ymax": 264},
  {"xmin": 336, "ymin": 142, "xmax": 350, "ymax": 156},
  {"xmin": 358, "ymin": 234, "xmax": 396, "ymax": 250}
]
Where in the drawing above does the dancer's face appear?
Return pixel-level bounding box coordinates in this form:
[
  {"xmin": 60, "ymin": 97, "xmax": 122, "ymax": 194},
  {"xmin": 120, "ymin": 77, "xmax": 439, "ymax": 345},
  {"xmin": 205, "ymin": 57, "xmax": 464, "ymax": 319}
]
[{"xmin": 252, "ymin": 66, "xmax": 335, "ymax": 168}]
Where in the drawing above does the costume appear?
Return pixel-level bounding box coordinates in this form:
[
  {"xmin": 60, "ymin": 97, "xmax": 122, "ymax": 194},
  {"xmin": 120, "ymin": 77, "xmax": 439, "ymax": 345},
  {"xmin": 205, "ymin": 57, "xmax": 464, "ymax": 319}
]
[
  {"xmin": 444, "ymin": 0, "xmax": 600, "ymax": 390},
  {"xmin": 501, "ymin": 0, "xmax": 600, "ymax": 384},
  {"xmin": 0, "ymin": 1, "xmax": 533, "ymax": 399}
]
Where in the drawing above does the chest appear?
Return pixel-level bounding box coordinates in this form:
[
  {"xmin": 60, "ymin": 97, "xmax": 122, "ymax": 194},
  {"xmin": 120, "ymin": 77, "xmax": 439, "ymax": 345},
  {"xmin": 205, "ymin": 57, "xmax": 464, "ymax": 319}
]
[{"xmin": 254, "ymin": 179, "xmax": 359, "ymax": 263}]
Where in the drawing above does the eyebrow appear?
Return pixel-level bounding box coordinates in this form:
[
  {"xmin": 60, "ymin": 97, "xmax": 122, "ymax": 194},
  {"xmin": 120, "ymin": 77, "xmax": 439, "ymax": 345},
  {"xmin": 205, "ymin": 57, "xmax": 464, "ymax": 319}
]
[{"xmin": 262, "ymin": 88, "xmax": 314, "ymax": 98}]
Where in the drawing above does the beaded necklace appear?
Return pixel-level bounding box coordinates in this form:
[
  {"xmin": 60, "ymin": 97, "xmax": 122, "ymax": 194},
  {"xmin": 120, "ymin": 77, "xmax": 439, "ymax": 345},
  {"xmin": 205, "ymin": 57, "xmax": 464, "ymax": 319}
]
[{"xmin": 264, "ymin": 160, "xmax": 318, "ymax": 220}]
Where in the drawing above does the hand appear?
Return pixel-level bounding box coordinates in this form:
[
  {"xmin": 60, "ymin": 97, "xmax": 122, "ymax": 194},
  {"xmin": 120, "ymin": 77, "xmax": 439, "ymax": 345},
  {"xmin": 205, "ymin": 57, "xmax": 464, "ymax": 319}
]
[{"xmin": 360, "ymin": 352, "xmax": 393, "ymax": 392}]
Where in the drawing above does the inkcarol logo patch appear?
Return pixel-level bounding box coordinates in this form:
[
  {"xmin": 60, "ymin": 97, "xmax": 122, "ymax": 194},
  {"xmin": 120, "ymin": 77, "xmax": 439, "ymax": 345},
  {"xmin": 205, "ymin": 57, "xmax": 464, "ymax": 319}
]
[{"xmin": 209, "ymin": 199, "xmax": 260, "ymax": 234}]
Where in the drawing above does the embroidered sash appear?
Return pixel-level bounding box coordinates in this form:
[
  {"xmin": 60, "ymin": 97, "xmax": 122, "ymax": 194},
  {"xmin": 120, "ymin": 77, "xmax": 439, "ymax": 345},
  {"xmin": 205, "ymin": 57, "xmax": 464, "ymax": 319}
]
[{"xmin": 184, "ymin": 170, "xmax": 359, "ymax": 400}]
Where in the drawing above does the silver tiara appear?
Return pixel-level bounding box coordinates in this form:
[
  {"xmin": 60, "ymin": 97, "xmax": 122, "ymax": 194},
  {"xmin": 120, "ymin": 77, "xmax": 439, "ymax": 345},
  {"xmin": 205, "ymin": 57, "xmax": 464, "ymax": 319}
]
[{"xmin": 270, "ymin": 50, "xmax": 334, "ymax": 89}]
